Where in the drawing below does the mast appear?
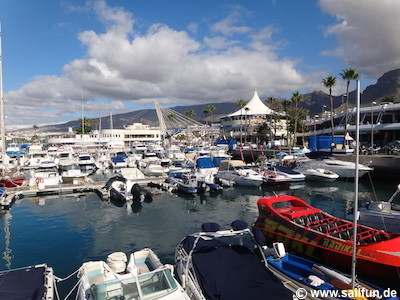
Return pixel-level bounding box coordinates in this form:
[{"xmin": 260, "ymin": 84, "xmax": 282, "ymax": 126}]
[
  {"xmin": 0, "ymin": 24, "xmax": 6, "ymax": 162},
  {"xmin": 351, "ymin": 79, "xmax": 361, "ymax": 288}
]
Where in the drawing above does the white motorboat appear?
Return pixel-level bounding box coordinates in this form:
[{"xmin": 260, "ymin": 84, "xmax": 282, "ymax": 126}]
[
  {"xmin": 28, "ymin": 161, "xmax": 62, "ymax": 188},
  {"xmin": 104, "ymin": 172, "xmax": 151, "ymax": 203},
  {"xmin": 61, "ymin": 164, "xmax": 89, "ymax": 184},
  {"xmin": 140, "ymin": 159, "xmax": 168, "ymax": 177},
  {"xmin": 77, "ymin": 248, "xmax": 189, "ymax": 300},
  {"xmin": 347, "ymin": 184, "xmax": 400, "ymax": 233},
  {"xmin": 77, "ymin": 152, "xmax": 97, "ymax": 173},
  {"xmin": 294, "ymin": 163, "xmax": 339, "ymax": 181},
  {"xmin": 298, "ymin": 152, "xmax": 372, "ymax": 178},
  {"xmin": 215, "ymin": 160, "xmax": 263, "ymax": 187}
]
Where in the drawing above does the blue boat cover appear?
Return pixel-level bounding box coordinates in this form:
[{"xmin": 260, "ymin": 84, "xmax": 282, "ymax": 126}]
[
  {"xmin": 275, "ymin": 165, "xmax": 301, "ymax": 175},
  {"xmin": 196, "ymin": 157, "xmax": 215, "ymax": 169},
  {"xmin": 212, "ymin": 157, "xmax": 226, "ymax": 167},
  {"xmin": 111, "ymin": 155, "xmax": 126, "ymax": 163},
  {"xmin": 0, "ymin": 266, "xmax": 49, "ymax": 300},
  {"xmin": 181, "ymin": 236, "xmax": 292, "ymax": 300},
  {"xmin": 0, "ymin": 188, "xmax": 6, "ymax": 197}
]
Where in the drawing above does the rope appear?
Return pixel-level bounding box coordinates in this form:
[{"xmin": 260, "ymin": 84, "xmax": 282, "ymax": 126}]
[
  {"xmin": 53, "ymin": 276, "xmax": 61, "ymax": 300},
  {"xmin": 54, "ymin": 269, "xmax": 79, "ymax": 282},
  {"xmin": 63, "ymin": 277, "xmax": 82, "ymax": 300}
]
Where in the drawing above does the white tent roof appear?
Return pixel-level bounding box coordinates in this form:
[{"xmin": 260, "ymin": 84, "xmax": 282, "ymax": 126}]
[{"xmin": 228, "ymin": 90, "xmax": 276, "ymax": 117}]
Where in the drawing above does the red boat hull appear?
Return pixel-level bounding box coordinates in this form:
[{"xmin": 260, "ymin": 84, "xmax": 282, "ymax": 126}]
[
  {"xmin": 1, "ymin": 176, "xmax": 25, "ymax": 187},
  {"xmin": 254, "ymin": 195, "xmax": 400, "ymax": 279}
]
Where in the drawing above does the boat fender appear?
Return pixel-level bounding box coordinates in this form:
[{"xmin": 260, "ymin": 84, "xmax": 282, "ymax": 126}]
[
  {"xmin": 231, "ymin": 220, "xmax": 248, "ymax": 231},
  {"xmin": 106, "ymin": 252, "xmax": 127, "ymax": 273},
  {"xmin": 202, "ymin": 222, "xmax": 220, "ymax": 232}
]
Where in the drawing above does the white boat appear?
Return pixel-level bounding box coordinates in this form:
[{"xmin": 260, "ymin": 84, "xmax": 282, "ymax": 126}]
[
  {"xmin": 347, "ymin": 184, "xmax": 400, "ymax": 233},
  {"xmin": 77, "ymin": 152, "xmax": 97, "ymax": 173},
  {"xmin": 28, "ymin": 161, "xmax": 62, "ymax": 187},
  {"xmin": 298, "ymin": 153, "xmax": 372, "ymax": 178},
  {"xmin": 215, "ymin": 160, "xmax": 264, "ymax": 187},
  {"xmin": 104, "ymin": 172, "xmax": 151, "ymax": 203},
  {"xmin": 140, "ymin": 159, "xmax": 168, "ymax": 177},
  {"xmin": 77, "ymin": 248, "xmax": 189, "ymax": 300},
  {"xmin": 0, "ymin": 264, "xmax": 54, "ymax": 299},
  {"xmin": 61, "ymin": 164, "xmax": 89, "ymax": 184},
  {"xmin": 294, "ymin": 163, "xmax": 339, "ymax": 181}
]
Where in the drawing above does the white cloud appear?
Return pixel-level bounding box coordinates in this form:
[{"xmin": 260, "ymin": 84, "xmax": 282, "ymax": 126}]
[
  {"xmin": 4, "ymin": 0, "xmax": 315, "ymax": 129},
  {"xmin": 320, "ymin": 0, "xmax": 400, "ymax": 77}
]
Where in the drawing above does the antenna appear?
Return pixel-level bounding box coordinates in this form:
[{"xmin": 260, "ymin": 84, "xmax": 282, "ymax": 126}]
[{"xmin": 0, "ymin": 23, "xmax": 6, "ymax": 162}]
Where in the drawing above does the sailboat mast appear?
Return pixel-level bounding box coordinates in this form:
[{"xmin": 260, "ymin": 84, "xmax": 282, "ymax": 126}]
[
  {"xmin": 0, "ymin": 24, "xmax": 6, "ymax": 161},
  {"xmin": 350, "ymin": 79, "xmax": 361, "ymax": 287}
]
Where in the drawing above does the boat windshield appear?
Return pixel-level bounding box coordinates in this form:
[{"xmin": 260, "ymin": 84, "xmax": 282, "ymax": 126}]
[{"xmin": 92, "ymin": 268, "xmax": 177, "ymax": 300}]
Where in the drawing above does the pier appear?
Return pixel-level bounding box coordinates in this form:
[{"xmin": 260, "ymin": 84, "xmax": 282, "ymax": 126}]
[{"xmin": 0, "ymin": 176, "xmax": 168, "ymax": 210}]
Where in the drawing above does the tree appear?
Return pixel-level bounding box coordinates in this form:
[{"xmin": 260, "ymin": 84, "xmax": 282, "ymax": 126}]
[
  {"xmin": 340, "ymin": 68, "xmax": 359, "ymax": 145},
  {"xmin": 282, "ymin": 99, "xmax": 291, "ymax": 147},
  {"xmin": 236, "ymin": 99, "xmax": 247, "ymax": 145},
  {"xmin": 291, "ymin": 91, "xmax": 303, "ymax": 146},
  {"xmin": 266, "ymin": 97, "xmax": 281, "ymax": 139},
  {"xmin": 206, "ymin": 105, "xmax": 216, "ymax": 124},
  {"xmin": 322, "ymin": 75, "xmax": 337, "ymax": 152},
  {"xmin": 76, "ymin": 117, "xmax": 97, "ymax": 134},
  {"xmin": 202, "ymin": 108, "xmax": 210, "ymax": 125},
  {"xmin": 184, "ymin": 110, "xmax": 195, "ymax": 118}
]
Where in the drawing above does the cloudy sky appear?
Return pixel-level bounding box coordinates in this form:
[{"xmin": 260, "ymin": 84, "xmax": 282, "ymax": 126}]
[{"xmin": 1, "ymin": 0, "xmax": 400, "ymax": 129}]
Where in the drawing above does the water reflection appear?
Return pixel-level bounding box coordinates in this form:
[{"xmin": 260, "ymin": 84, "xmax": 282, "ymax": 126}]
[{"xmin": 0, "ymin": 177, "xmax": 398, "ymax": 296}]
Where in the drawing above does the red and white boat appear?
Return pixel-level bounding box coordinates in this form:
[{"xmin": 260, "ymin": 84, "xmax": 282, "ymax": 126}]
[
  {"xmin": 0, "ymin": 175, "xmax": 25, "ymax": 187},
  {"xmin": 254, "ymin": 195, "xmax": 400, "ymax": 279}
]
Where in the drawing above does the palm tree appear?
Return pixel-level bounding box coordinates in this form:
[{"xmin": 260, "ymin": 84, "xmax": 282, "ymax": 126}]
[
  {"xmin": 244, "ymin": 107, "xmax": 250, "ymax": 143},
  {"xmin": 76, "ymin": 117, "xmax": 96, "ymax": 134},
  {"xmin": 184, "ymin": 110, "xmax": 196, "ymax": 142},
  {"xmin": 266, "ymin": 97, "xmax": 280, "ymax": 139},
  {"xmin": 322, "ymin": 75, "xmax": 337, "ymax": 152},
  {"xmin": 282, "ymin": 99, "xmax": 291, "ymax": 147},
  {"xmin": 184, "ymin": 110, "xmax": 195, "ymax": 118},
  {"xmin": 206, "ymin": 105, "xmax": 216, "ymax": 125},
  {"xmin": 291, "ymin": 91, "xmax": 303, "ymax": 146},
  {"xmin": 340, "ymin": 68, "xmax": 359, "ymax": 146},
  {"xmin": 236, "ymin": 99, "xmax": 247, "ymax": 145},
  {"xmin": 202, "ymin": 108, "xmax": 210, "ymax": 126}
]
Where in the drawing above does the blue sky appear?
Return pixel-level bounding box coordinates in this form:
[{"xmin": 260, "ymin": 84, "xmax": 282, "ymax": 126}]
[{"xmin": 1, "ymin": 0, "xmax": 400, "ymax": 129}]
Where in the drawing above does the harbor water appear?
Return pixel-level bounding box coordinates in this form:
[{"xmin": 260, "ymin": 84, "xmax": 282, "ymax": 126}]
[{"xmin": 0, "ymin": 173, "xmax": 399, "ymax": 297}]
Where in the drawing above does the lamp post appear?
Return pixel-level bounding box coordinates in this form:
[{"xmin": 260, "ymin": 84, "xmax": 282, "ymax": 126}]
[{"xmin": 371, "ymin": 101, "xmax": 376, "ymax": 150}]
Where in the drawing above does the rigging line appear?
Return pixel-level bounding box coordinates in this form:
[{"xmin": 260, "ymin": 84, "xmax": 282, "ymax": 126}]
[
  {"xmin": 54, "ymin": 268, "xmax": 79, "ymax": 282},
  {"xmin": 115, "ymin": 109, "xmax": 149, "ymax": 128},
  {"xmin": 366, "ymin": 171, "xmax": 378, "ymax": 202},
  {"xmin": 53, "ymin": 276, "xmax": 61, "ymax": 300},
  {"xmin": 63, "ymin": 277, "xmax": 82, "ymax": 300}
]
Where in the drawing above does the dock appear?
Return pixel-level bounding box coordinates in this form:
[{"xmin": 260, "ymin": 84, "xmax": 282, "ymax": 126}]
[{"xmin": 0, "ymin": 176, "xmax": 169, "ymax": 210}]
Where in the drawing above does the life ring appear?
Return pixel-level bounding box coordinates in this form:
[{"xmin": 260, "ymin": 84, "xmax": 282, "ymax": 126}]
[{"xmin": 35, "ymin": 177, "xmax": 44, "ymax": 185}]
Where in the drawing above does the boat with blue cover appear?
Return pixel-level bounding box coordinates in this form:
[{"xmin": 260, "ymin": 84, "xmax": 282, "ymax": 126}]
[
  {"xmin": 167, "ymin": 172, "xmax": 208, "ymax": 194},
  {"xmin": 0, "ymin": 264, "xmax": 54, "ymax": 300},
  {"xmin": 251, "ymin": 228, "xmax": 398, "ymax": 299},
  {"xmin": 174, "ymin": 220, "xmax": 293, "ymax": 300}
]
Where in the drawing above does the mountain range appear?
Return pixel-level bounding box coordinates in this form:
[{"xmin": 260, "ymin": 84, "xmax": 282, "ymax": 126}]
[{"xmin": 29, "ymin": 69, "xmax": 400, "ymax": 133}]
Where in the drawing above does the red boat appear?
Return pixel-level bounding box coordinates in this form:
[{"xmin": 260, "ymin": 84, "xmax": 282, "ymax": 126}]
[
  {"xmin": 254, "ymin": 195, "xmax": 400, "ymax": 279},
  {"xmin": 0, "ymin": 176, "xmax": 25, "ymax": 187}
]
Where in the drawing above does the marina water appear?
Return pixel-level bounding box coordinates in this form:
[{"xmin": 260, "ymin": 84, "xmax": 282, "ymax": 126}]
[{"xmin": 0, "ymin": 173, "xmax": 399, "ymax": 297}]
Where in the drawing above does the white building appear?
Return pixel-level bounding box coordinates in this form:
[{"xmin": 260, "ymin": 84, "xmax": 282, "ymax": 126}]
[
  {"xmin": 220, "ymin": 90, "xmax": 288, "ymax": 144},
  {"xmin": 46, "ymin": 123, "xmax": 162, "ymax": 147}
]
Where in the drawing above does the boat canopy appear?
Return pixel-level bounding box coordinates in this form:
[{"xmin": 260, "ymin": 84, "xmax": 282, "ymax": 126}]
[
  {"xmin": 0, "ymin": 265, "xmax": 51, "ymax": 300},
  {"xmin": 218, "ymin": 160, "xmax": 246, "ymax": 171},
  {"xmin": 196, "ymin": 157, "xmax": 216, "ymax": 169}
]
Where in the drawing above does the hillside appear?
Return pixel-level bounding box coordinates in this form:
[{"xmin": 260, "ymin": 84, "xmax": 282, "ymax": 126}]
[{"xmin": 25, "ymin": 68, "xmax": 400, "ymax": 133}]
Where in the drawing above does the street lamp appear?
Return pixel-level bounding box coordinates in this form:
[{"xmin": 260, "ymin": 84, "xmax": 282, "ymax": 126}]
[{"xmin": 371, "ymin": 101, "xmax": 377, "ymax": 150}]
